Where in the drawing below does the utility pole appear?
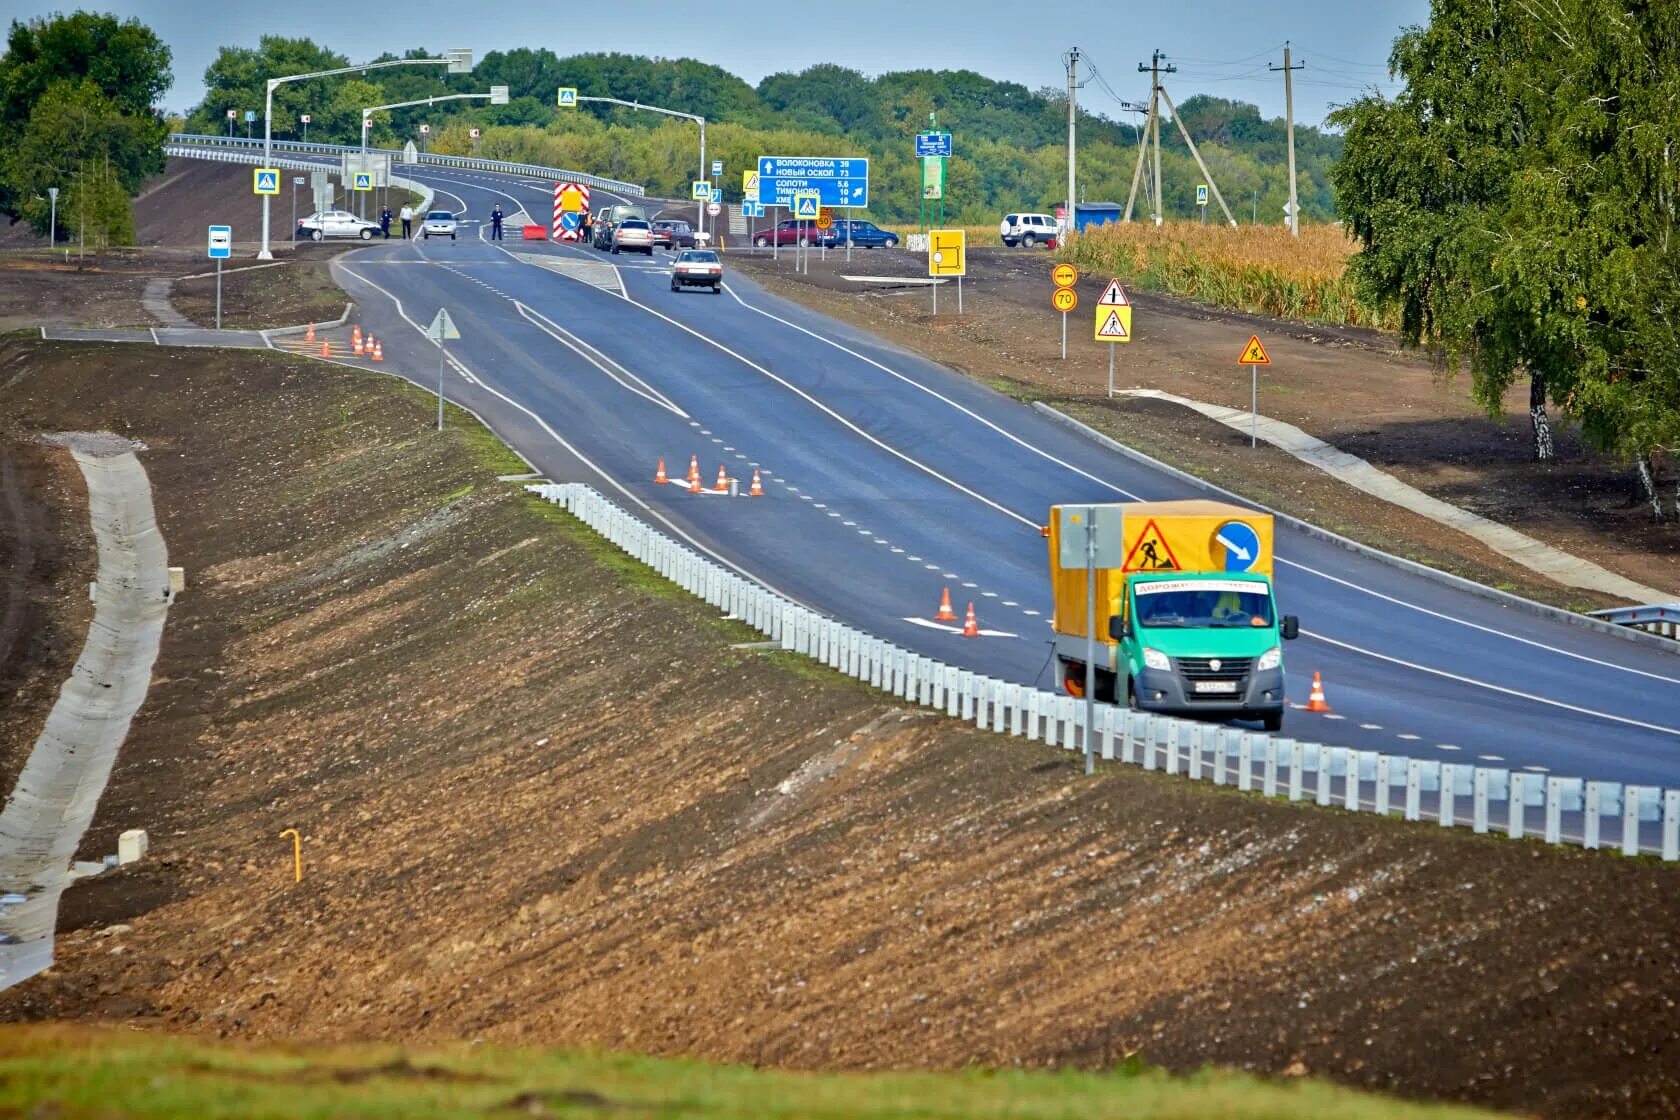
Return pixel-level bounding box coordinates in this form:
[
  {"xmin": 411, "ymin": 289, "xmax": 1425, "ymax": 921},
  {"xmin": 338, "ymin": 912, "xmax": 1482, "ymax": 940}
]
[
  {"xmin": 1065, "ymin": 46, "xmax": 1080, "ymax": 243},
  {"xmin": 1272, "ymin": 42, "xmax": 1305, "ymax": 236},
  {"xmin": 1123, "ymin": 51, "xmax": 1175, "ymax": 224}
]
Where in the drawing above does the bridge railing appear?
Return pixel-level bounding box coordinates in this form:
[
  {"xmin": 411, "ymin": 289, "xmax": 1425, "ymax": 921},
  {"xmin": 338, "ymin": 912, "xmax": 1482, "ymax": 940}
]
[
  {"xmin": 166, "ymin": 133, "xmax": 643, "ymax": 197},
  {"xmin": 531, "ymin": 481, "xmax": 1680, "ymax": 862}
]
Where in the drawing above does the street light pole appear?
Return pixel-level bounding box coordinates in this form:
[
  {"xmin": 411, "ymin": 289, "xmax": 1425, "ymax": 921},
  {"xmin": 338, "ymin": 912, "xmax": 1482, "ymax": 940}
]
[
  {"xmin": 47, "ymin": 187, "xmax": 57, "ymax": 251},
  {"xmin": 569, "ymin": 95, "xmax": 704, "ymax": 237}
]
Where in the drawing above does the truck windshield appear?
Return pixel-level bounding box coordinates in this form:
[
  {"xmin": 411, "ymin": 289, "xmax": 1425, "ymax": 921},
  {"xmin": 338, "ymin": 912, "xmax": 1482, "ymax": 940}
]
[{"xmin": 1134, "ymin": 580, "xmax": 1274, "ymax": 629}]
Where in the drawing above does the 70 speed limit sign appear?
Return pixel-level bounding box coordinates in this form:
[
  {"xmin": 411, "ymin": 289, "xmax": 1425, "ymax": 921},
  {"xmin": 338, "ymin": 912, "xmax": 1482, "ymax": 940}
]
[{"xmin": 1052, "ymin": 286, "xmax": 1077, "ymax": 312}]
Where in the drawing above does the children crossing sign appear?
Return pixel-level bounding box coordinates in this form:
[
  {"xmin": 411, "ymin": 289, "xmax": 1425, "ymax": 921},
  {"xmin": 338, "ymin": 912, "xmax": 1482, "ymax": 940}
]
[{"xmin": 252, "ymin": 168, "xmax": 280, "ymax": 195}]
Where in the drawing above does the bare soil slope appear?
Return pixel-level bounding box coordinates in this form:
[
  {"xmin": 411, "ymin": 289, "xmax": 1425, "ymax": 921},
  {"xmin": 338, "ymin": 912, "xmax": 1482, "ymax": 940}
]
[{"xmin": 0, "ymin": 338, "xmax": 1675, "ymax": 1120}]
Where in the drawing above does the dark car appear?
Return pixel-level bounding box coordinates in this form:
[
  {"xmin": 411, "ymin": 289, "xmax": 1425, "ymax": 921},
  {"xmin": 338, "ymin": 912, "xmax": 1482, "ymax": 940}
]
[
  {"xmin": 818, "ymin": 219, "xmax": 899, "ymax": 249},
  {"xmin": 751, "ymin": 219, "xmax": 816, "ymax": 248},
  {"xmin": 651, "ymin": 219, "xmax": 696, "ymax": 250}
]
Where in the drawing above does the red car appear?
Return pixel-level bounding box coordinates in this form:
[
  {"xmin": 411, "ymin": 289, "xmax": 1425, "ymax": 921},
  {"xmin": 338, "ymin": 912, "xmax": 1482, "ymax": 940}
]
[
  {"xmin": 651, "ymin": 219, "xmax": 696, "ymax": 249},
  {"xmin": 751, "ymin": 218, "xmax": 819, "ymax": 248}
]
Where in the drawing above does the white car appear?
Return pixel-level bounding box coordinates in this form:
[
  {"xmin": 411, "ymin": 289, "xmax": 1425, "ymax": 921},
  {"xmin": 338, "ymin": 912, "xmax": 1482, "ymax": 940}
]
[
  {"xmin": 295, "ymin": 209, "xmax": 382, "ymax": 241},
  {"xmin": 999, "ymin": 212, "xmax": 1062, "ymax": 248},
  {"xmin": 421, "ymin": 210, "xmax": 457, "ymax": 240},
  {"xmin": 669, "ymin": 249, "xmax": 723, "ymax": 293}
]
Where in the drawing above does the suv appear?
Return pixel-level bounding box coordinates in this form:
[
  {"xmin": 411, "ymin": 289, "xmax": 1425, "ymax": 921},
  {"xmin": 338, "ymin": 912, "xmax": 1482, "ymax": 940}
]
[{"xmin": 999, "ymin": 213, "xmax": 1061, "ymax": 248}]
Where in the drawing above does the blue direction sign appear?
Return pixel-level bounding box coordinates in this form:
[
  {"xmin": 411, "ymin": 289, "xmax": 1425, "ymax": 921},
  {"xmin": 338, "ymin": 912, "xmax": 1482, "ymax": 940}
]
[
  {"xmin": 711, "ymin": 187, "xmax": 722, "ymax": 203},
  {"xmin": 915, "ymin": 131, "xmax": 953, "ymax": 158},
  {"xmin": 757, "ymin": 156, "xmax": 869, "ymax": 208},
  {"xmin": 742, "ymin": 202, "xmax": 766, "ymax": 218},
  {"xmin": 1214, "ymin": 520, "xmax": 1262, "ymax": 572}
]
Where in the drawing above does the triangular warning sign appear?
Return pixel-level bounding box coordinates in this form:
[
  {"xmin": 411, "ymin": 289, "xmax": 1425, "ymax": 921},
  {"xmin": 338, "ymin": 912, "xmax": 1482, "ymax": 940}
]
[
  {"xmin": 1238, "ymin": 334, "xmax": 1271, "ymax": 365},
  {"xmin": 1123, "ymin": 519, "xmax": 1181, "ymax": 572},
  {"xmin": 1097, "ymin": 278, "xmax": 1130, "ymax": 306},
  {"xmin": 1096, "ymin": 309, "xmax": 1130, "ymax": 339}
]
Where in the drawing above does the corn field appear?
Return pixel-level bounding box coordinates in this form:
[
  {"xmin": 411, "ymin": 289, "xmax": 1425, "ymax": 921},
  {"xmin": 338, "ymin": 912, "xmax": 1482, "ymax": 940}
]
[{"xmin": 1060, "ymin": 221, "xmax": 1398, "ymax": 331}]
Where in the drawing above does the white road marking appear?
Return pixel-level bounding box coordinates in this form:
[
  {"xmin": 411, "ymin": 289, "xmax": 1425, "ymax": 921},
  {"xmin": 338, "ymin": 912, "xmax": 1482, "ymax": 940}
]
[
  {"xmin": 901, "ymin": 616, "xmax": 1019, "ymax": 639},
  {"xmin": 1479, "ymin": 753, "xmax": 1504, "ymax": 762},
  {"xmin": 1523, "ymin": 765, "xmax": 1550, "ymax": 773},
  {"xmin": 511, "ymin": 301, "xmax": 687, "ymax": 418},
  {"xmin": 1437, "ymin": 744, "xmax": 1461, "ymax": 751},
  {"xmin": 1359, "ymin": 723, "xmax": 1383, "ymax": 730},
  {"xmin": 1397, "ymin": 733, "xmax": 1421, "ymax": 741}
]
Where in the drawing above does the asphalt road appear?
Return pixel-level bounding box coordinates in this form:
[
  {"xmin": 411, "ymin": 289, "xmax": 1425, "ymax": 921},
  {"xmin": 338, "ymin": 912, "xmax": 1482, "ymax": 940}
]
[{"xmin": 304, "ymin": 160, "xmax": 1680, "ymax": 789}]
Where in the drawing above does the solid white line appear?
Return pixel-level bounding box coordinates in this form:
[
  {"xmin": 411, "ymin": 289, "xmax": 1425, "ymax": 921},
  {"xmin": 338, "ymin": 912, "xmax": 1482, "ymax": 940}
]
[
  {"xmin": 721, "ymin": 284, "xmax": 1680, "ymax": 689},
  {"xmin": 1304, "ymin": 629, "xmax": 1680, "ymax": 737},
  {"xmin": 512, "ymin": 300, "xmax": 688, "ymax": 418}
]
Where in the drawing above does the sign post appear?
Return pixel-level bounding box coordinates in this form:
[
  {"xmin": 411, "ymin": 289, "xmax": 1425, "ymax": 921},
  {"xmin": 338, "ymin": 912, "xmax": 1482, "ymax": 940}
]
[
  {"xmin": 207, "ymin": 225, "xmax": 232, "ymax": 329},
  {"xmin": 427, "ymin": 308, "xmax": 461, "ymax": 432},
  {"xmin": 1056, "ymin": 504, "xmax": 1125, "ymax": 775},
  {"xmin": 791, "ymin": 190, "xmax": 820, "ymax": 275},
  {"xmin": 1052, "ymin": 263, "xmax": 1078, "ymax": 360},
  {"xmin": 1096, "ymin": 279, "xmax": 1132, "ymax": 396},
  {"xmin": 1236, "ymin": 334, "xmax": 1272, "ymax": 446}
]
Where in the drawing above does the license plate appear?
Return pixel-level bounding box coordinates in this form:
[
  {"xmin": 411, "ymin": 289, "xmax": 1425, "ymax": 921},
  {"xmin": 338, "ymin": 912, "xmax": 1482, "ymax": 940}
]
[{"xmin": 1193, "ymin": 680, "xmax": 1238, "ymax": 694}]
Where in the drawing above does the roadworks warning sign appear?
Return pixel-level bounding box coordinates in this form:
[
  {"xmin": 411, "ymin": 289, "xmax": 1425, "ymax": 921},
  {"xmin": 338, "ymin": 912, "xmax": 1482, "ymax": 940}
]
[
  {"xmin": 1238, "ymin": 334, "xmax": 1271, "ymax": 365},
  {"xmin": 1123, "ymin": 519, "xmax": 1180, "ymax": 571}
]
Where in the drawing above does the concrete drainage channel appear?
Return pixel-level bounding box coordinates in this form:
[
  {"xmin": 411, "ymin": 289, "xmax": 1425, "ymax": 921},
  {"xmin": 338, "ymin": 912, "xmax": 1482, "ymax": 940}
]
[
  {"xmin": 532, "ymin": 482, "xmax": 1680, "ymax": 861},
  {"xmin": 0, "ymin": 434, "xmax": 173, "ymax": 990}
]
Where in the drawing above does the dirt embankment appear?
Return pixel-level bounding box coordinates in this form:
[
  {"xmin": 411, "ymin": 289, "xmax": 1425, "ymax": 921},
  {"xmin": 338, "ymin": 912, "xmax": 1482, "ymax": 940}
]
[{"xmin": 0, "ymin": 337, "xmax": 1676, "ymax": 1119}]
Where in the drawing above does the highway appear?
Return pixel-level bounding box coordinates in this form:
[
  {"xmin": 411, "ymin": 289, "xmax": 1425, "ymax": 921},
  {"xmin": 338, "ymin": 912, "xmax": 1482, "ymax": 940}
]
[{"xmin": 280, "ymin": 157, "xmax": 1680, "ymax": 788}]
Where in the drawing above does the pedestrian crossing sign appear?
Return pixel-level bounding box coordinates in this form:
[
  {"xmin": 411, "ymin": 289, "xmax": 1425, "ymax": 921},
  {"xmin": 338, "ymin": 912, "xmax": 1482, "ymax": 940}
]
[
  {"xmin": 253, "ymin": 168, "xmax": 280, "ymax": 195},
  {"xmin": 1094, "ymin": 306, "xmax": 1132, "ymax": 342},
  {"xmin": 557, "ymin": 87, "xmax": 578, "ymax": 108},
  {"xmin": 793, "ymin": 192, "xmax": 820, "ymax": 219},
  {"xmin": 352, "ymin": 172, "xmax": 372, "ymax": 191},
  {"xmin": 692, "ymin": 180, "xmax": 711, "ymax": 200}
]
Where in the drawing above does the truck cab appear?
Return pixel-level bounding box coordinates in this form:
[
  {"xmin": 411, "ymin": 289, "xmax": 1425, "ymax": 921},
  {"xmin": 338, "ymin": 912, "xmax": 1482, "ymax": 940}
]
[{"xmin": 1047, "ymin": 500, "xmax": 1299, "ymax": 732}]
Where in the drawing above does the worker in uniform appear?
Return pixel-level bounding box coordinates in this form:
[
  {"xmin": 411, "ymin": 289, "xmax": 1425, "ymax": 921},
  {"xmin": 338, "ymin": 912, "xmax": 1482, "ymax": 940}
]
[{"xmin": 490, "ymin": 204, "xmax": 504, "ymax": 241}]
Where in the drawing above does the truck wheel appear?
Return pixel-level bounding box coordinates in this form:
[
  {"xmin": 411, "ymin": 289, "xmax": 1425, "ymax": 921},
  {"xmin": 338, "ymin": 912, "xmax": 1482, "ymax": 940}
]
[{"xmin": 1262, "ymin": 711, "xmax": 1284, "ymax": 733}]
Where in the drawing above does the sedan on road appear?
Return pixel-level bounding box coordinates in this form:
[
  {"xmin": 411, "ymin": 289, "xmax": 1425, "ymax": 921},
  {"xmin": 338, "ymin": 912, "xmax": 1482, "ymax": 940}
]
[
  {"xmin": 295, "ymin": 209, "xmax": 382, "ymax": 241},
  {"xmin": 651, "ymin": 219, "xmax": 696, "ymax": 250},
  {"xmin": 752, "ymin": 219, "xmax": 817, "ymax": 248},
  {"xmin": 670, "ymin": 249, "xmax": 723, "ymax": 293},
  {"xmin": 612, "ymin": 218, "xmax": 655, "ymax": 255},
  {"xmin": 421, "ymin": 210, "xmax": 458, "ymax": 240},
  {"xmin": 818, "ymin": 219, "xmax": 900, "ymax": 249}
]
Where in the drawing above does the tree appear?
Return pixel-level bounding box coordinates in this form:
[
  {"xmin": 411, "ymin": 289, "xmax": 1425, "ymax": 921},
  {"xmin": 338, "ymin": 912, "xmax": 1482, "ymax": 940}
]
[
  {"xmin": 186, "ymin": 37, "xmax": 350, "ymax": 138},
  {"xmin": 3, "ymin": 78, "xmax": 154, "ymax": 235}
]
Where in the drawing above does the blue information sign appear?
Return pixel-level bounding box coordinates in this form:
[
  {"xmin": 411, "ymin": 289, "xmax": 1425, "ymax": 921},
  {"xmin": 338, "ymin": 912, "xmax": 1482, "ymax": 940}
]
[
  {"xmin": 207, "ymin": 224, "xmax": 231, "ymax": 260},
  {"xmin": 915, "ymin": 131, "xmax": 953, "ymax": 158},
  {"xmin": 757, "ymin": 156, "xmax": 869, "ymax": 208},
  {"xmin": 742, "ymin": 202, "xmax": 766, "ymax": 218},
  {"xmin": 1214, "ymin": 521, "xmax": 1262, "ymax": 572}
]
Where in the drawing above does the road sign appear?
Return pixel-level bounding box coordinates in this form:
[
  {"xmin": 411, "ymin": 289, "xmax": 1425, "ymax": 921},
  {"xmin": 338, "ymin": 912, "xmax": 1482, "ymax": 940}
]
[
  {"xmin": 921, "ymin": 156, "xmax": 944, "ymax": 200},
  {"xmin": 1052, "ymin": 287, "xmax": 1077, "ymax": 313},
  {"xmin": 293, "ymin": 176, "xmax": 304, "ymax": 185},
  {"xmin": 928, "ymin": 228, "xmax": 966, "ymax": 277},
  {"xmin": 707, "ymin": 202, "xmax": 722, "ymax": 217},
  {"xmin": 742, "ymin": 201, "xmax": 766, "ymax": 218},
  {"xmin": 1052, "ymin": 263, "xmax": 1077, "ymax": 288},
  {"xmin": 1196, "ymin": 184, "xmax": 1209, "ymax": 207},
  {"xmin": 711, "ymin": 187, "xmax": 722, "ymax": 203},
  {"xmin": 1097, "ymin": 278, "xmax": 1130, "ymax": 306},
  {"xmin": 757, "ymin": 156, "xmax": 869, "ymax": 208},
  {"xmin": 557, "ymin": 87, "xmax": 578, "ymax": 108},
  {"xmin": 1123, "ymin": 519, "xmax": 1180, "ymax": 571},
  {"xmin": 814, "ymin": 211, "xmax": 832, "ymax": 231},
  {"xmin": 1214, "ymin": 520, "xmax": 1263, "ymax": 573},
  {"xmin": 1238, "ymin": 335, "xmax": 1271, "ymax": 365},
  {"xmin": 402, "ymin": 140, "xmax": 419, "ymax": 163},
  {"xmin": 711, "ymin": 159, "xmax": 723, "ymax": 176},
  {"xmin": 692, "ymin": 180, "xmax": 711, "ymax": 201},
  {"xmin": 915, "ymin": 131, "xmax": 953, "ymax": 158},
  {"xmin": 252, "ymin": 168, "xmax": 280, "ymax": 195},
  {"xmin": 244, "ymin": 110, "xmax": 256, "ymax": 123},
  {"xmin": 1094, "ymin": 306, "xmax": 1133, "ymax": 342},
  {"xmin": 419, "ymin": 124, "xmax": 430, "ymax": 135},
  {"xmin": 469, "ymin": 128, "xmax": 480, "ymax": 139},
  {"xmin": 741, "ymin": 171, "xmax": 759, "ymax": 201},
  {"xmin": 207, "ymin": 225, "xmax": 231, "ymax": 259},
  {"xmin": 792, "ymin": 191, "xmax": 820, "ymax": 220},
  {"xmin": 300, "ymin": 114, "xmax": 311, "ymax": 124},
  {"xmin": 553, "ymin": 182, "xmax": 590, "ymax": 240},
  {"xmin": 1057, "ymin": 504, "xmax": 1125, "ymax": 569},
  {"xmin": 226, "ymin": 109, "xmax": 236, "ymax": 120},
  {"xmin": 427, "ymin": 308, "xmax": 460, "ymax": 341},
  {"xmin": 352, "ymin": 171, "xmax": 373, "ymax": 191},
  {"xmin": 490, "ymin": 85, "xmax": 509, "ymax": 105}
]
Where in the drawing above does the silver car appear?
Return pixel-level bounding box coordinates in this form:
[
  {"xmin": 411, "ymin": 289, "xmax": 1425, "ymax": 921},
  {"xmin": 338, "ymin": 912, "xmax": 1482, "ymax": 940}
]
[
  {"xmin": 670, "ymin": 249, "xmax": 723, "ymax": 294},
  {"xmin": 422, "ymin": 210, "xmax": 458, "ymax": 240},
  {"xmin": 295, "ymin": 209, "xmax": 381, "ymax": 241},
  {"xmin": 612, "ymin": 218, "xmax": 655, "ymax": 255}
]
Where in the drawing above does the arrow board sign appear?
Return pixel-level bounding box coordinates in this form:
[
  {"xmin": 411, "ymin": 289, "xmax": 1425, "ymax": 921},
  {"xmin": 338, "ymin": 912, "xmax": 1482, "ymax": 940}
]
[
  {"xmin": 427, "ymin": 308, "xmax": 461, "ymax": 341},
  {"xmin": 1097, "ymin": 278, "xmax": 1130, "ymax": 306}
]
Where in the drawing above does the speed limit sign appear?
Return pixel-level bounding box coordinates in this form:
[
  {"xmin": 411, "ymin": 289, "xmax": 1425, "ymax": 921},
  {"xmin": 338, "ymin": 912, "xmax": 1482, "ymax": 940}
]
[{"xmin": 1052, "ymin": 286, "xmax": 1077, "ymax": 313}]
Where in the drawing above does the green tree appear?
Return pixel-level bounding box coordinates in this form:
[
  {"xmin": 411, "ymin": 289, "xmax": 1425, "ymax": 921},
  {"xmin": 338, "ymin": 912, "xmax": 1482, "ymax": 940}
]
[
  {"xmin": 186, "ymin": 37, "xmax": 351, "ymax": 139},
  {"xmin": 3, "ymin": 78, "xmax": 155, "ymax": 234}
]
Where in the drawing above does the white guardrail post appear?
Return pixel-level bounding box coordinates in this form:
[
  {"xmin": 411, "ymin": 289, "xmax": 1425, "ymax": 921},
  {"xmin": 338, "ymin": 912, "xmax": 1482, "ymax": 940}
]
[{"xmin": 522, "ymin": 484, "xmax": 1677, "ymax": 860}]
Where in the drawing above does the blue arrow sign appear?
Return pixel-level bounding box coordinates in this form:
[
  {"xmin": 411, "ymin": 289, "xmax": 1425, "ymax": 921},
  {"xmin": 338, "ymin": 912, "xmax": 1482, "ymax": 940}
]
[
  {"xmin": 757, "ymin": 156, "xmax": 869, "ymax": 208},
  {"xmin": 915, "ymin": 131, "xmax": 953, "ymax": 158},
  {"xmin": 1214, "ymin": 521, "xmax": 1262, "ymax": 572}
]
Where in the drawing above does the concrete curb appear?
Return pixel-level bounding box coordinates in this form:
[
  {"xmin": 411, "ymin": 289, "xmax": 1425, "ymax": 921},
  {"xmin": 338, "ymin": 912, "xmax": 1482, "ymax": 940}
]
[
  {"xmin": 1032, "ymin": 401, "xmax": 1680, "ymax": 656},
  {"xmin": 264, "ymin": 301, "xmax": 354, "ymax": 340}
]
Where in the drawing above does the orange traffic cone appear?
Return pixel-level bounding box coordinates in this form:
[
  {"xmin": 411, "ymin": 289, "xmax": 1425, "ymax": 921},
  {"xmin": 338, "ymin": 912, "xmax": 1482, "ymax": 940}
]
[
  {"xmin": 353, "ymin": 335, "xmax": 365, "ymax": 357},
  {"xmin": 305, "ymin": 322, "xmax": 316, "ymax": 342},
  {"xmin": 351, "ymin": 324, "xmax": 362, "ymax": 348},
  {"xmin": 714, "ymin": 464, "xmax": 730, "ymax": 492},
  {"xmin": 654, "ymin": 458, "xmax": 669, "ymax": 484},
  {"xmin": 935, "ymin": 588, "xmax": 957, "ymax": 622},
  {"xmin": 749, "ymin": 469, "xmax": 764, "ymax": 496},
  {"xmin": 962, "ymin": 602, "xmax": 980, "ymax": 638},
  {"xmin": 687, "ymin": 455, "xmax": 701, "ymax": 485},
  {"xmin": 319, "ymin": 340, "xmax": 331, "ymax": 358},
  {"xmin": 687, "ymin": 472, "xmax": 702, "ymax": 494},
  {"xmin": 370, "ymin": 338, "xmax": 383, "ymax": 361},
  {"xmin": 1305, "ymin": 672, "xmax": 1332, "ymax": 713}
]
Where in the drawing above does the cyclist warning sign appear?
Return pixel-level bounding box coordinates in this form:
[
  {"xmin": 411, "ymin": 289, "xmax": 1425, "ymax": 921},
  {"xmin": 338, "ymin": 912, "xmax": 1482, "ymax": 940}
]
[
  {"xmin": 1123, "ymin": 519, "xmax": 1181, "ymax": 571},
  {"xmin": 1238, "ymin": 334, "xmax": 1271, "ymax": 365}
]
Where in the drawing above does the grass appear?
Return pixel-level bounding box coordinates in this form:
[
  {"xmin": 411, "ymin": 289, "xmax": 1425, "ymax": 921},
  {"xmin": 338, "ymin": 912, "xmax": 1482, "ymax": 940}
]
[
  {"xmin": 880, "ymin": 223, "xmax": 1007, "ymax": 247},
  {"xmin": 0, "ymin": 1027, "xmax": 1512, "ymax": 1119},
  {"xmin": 1059, "ymin": 221, "xmax": 1397, "ymax": 330}
]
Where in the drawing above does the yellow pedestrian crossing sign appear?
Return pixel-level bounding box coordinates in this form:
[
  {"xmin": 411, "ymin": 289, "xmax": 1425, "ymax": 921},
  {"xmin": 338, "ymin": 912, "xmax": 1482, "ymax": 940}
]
[
  {"xmin": 253, "ymin": 168, "xmax": 280, "ymax": 195},
  {"xmin": 557, "ymin": 87, "xmax": 578, "ymax": 108},
  {"xmin": 352, "ymin": 172, "xmax": 373, "ymax": 191},
  {"xmin": 793, "ymin": 191, "xmax": 820, "ymax": 219},
  {"xmin": 691, "ymin": 180, "xmax": 711, "ymax": 201},
  {"xmin": 1094, "ymin": 306, "xmax": 1133, "ymax": 342}
]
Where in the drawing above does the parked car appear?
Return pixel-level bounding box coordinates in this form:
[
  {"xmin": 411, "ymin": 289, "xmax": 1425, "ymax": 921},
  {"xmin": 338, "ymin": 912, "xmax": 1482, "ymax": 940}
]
[
  {"xmin": 295, "ymin": 209, "xmax": 381, "ymax": 241},
  {"xmin": 999, "ymin": 212, "xmax": 1062, "ymax": 248},
  {"xmin": 612, "ymin": 218, "xmax": 655, "ymax": 255},
  {"xmin": 669, "ymin": 248, "xmax": 724, "ymax": 293},
  {"xmin": 651, "ymin": 219, "xmax": 696, "ymax": 249},
  {"xmin": 421, "ymin": 210, "xmax": 457, "ymax": 240},
  {"xmin": 752, "ymin": 219, "xmax": 816, "ymax": 248},
  {"xmin": 818, "ymin": 219, "xmax": 899, "ymax": 249}
]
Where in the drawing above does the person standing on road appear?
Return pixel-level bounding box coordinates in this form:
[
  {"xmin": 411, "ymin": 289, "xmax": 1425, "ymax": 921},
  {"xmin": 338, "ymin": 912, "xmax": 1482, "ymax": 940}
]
[
  {"xmin": 399, "ymin": 204, "xmax": 414, "ymax": 239},
  {"xmin": 490, "ymin": 203, "xmax": 504, "ymax": 241},
  {"xmin": 581, "ymin": 210, "xmax": 592, "ymax": 244},
  {"xmin": 379, "ymin": 206, "xmax": 392, "ymax": 239}
]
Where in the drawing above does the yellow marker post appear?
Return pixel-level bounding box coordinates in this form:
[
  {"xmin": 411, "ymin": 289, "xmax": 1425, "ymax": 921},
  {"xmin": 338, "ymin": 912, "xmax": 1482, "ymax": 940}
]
[{"xmin": 278, "ymin": 828, "xmax": 302, "ymax": 883}]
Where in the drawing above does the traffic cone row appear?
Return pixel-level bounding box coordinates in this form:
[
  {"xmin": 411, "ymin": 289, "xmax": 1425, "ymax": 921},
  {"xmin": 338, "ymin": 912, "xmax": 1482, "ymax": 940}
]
[
  {"xmin": 655, "ymin": 457, "xmax": 766, "ymax": 497},
  {"xmin": 1305, "ymin": 671, "xmax": 1331, "ymax": 712}
]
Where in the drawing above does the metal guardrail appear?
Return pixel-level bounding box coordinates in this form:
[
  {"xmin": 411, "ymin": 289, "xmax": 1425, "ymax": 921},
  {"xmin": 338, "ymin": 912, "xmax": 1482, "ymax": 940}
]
[
  {"xmin": 167, "ymin": 133, "xmax": 643, "ymax": 197},
  {"xmin": 1588, "ymin": 604, "xmax": 1680, "ymax": 642},
  {"xmin": 532, "ymin": 481, "xmax": 1680, "ymax": 861}
]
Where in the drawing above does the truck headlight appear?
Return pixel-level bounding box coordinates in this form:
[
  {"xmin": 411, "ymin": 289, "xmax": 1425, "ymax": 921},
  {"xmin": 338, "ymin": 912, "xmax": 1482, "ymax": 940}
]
[
  {"xmin": 1257, "ymin": 646, "xmax": 1282, "ymax": 672},
  {"xmin": 1142, "ymin": 648, "xmax": 1171, "ymax": 672}
]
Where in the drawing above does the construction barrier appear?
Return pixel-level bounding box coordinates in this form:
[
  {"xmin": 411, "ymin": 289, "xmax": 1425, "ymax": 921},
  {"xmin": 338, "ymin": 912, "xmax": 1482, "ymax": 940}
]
[
  {"xmin": 522, "ymin": 225, "xmax": 546, "ymax": 240},
  {"xmin": 528, "ymin": 481, "xmax": 1680, "ymax": 862}
]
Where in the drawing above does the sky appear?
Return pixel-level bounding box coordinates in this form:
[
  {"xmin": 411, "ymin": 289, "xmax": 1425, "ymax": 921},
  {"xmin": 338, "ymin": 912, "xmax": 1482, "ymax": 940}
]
[{"xmin": 2, "ymin": 0, "xmax": 1433, "ymax": 127}]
